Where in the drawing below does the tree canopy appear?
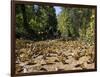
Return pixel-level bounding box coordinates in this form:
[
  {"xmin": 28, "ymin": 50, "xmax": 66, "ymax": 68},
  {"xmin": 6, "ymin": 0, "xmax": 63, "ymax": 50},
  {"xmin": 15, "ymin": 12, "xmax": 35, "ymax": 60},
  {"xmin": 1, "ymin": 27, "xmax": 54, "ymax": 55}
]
[{"xmin": 16, "ymin": 4, "xmax": 95, "ymax": 43}]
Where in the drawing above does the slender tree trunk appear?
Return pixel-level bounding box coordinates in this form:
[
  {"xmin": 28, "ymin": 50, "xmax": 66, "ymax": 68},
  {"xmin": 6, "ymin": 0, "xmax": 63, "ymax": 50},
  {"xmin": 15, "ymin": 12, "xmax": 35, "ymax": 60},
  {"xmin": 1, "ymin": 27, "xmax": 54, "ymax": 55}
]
[{"xmin": 21, "ymin": 4, "xmax": 29, "ymax": 33}]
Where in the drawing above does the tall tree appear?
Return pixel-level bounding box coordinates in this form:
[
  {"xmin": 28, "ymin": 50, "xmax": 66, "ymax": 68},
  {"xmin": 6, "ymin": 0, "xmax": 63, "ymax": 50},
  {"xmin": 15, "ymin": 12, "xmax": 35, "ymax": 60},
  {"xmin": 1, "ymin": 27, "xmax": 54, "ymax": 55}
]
[
  {"xmin": 57, "ymin": 7, "xmax": 93, "ymax": 41},
  {"xmin": 57, "ymin": 7, "xmax": 80, "ymax": 39},
  {"xmin": 21, "ymin": 4, "xmax": 29, "ymax": 34},
  {"xmin": 16, "ymin": 4, "xmax": 26, "ymax": 38}
]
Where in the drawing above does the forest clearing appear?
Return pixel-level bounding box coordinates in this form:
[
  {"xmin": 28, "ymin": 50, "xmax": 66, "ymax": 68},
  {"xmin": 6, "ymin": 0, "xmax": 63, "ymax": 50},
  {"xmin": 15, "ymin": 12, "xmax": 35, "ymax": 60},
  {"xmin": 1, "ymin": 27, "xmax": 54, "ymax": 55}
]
[{"xmin": 14, "ymin": 4, "xmax": 96, "ymax": 74}]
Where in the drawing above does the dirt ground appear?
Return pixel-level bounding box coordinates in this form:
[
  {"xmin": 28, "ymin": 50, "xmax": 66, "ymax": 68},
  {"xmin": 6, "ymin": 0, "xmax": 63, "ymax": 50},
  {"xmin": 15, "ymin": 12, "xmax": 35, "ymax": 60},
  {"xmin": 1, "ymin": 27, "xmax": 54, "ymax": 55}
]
[{"xmin": 15, "ymin": 39, "xmax": 95, "ymax": 74}]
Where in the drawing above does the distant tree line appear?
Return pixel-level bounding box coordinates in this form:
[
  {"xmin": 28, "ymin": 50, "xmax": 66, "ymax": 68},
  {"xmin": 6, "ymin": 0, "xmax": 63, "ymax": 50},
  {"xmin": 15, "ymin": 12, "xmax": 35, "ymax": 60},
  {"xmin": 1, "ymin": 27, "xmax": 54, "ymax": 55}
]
[
  {"xmin": 16, "ymin": 4, "xmax": 58, "ymax": 40},
  {"xmin": 57, "ymin": 7, "xmax": 95, "ymax": 43},
  {"xmin": 16, "ymin": 4, "xmax": 95, "ymax": 42}
]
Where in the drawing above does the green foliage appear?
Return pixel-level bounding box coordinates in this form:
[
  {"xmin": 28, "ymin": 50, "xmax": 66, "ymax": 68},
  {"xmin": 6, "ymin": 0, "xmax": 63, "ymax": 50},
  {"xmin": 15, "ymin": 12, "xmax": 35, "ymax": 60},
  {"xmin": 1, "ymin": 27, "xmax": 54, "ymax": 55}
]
[
  {"xmin": 57, "ymin": 8, "xmax": 81, "ymax": 39},
  {"xmin": 16, "ymin": 4, "xmax": 57, "ymax": 40},
  {"xmin": 16, "ymin": 5, "xmax": 26, "ymax": 37},
  {"xmin": 15, "ymin": 4, "xmax": 95, "ymax": 43},
  {"xmin": 85, "ymin": 10, "xmax": 95, "ymax": 43},
  {"xmin": 57, "ymin": 7, "xmax": 95, "ymax": 43}
]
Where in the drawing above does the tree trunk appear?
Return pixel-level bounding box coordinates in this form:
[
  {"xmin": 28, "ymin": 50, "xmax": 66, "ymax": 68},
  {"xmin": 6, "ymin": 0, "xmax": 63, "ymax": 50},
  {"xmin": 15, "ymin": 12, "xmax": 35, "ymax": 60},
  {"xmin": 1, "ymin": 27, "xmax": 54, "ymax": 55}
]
[{"xmin": 21, "ymin": 4, "xmax": 29, "ymax": 33}]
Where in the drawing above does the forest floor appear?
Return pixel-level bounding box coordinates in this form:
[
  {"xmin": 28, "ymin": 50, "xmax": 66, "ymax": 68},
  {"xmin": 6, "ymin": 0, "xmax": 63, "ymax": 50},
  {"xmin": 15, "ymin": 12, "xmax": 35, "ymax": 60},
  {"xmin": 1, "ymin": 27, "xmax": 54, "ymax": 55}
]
[{"xmin": 15, "ymin": 39, "xmax": 95, "ymax": 74}]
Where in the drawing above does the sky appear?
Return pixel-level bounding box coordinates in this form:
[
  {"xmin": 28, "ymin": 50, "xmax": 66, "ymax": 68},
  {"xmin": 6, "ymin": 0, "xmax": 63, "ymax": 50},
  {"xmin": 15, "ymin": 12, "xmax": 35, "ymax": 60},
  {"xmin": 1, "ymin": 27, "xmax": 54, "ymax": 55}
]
[{"xmin": 54, "ymin": 6, "xmax": 62, "ymax": 16}]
